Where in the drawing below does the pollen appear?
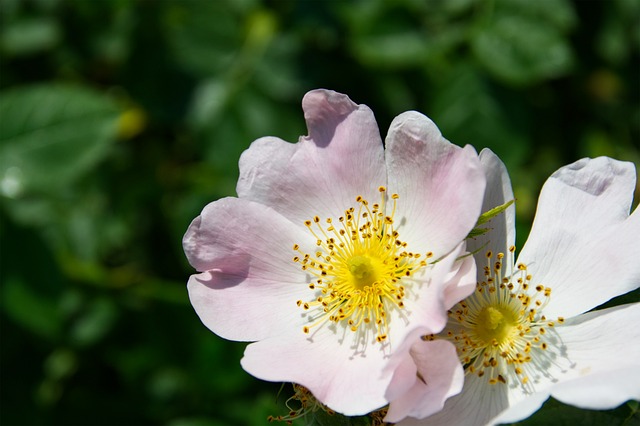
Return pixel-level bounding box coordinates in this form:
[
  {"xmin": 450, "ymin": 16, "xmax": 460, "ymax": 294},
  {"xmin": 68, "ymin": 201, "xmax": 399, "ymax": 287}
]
[
  {"xmin": 444, "ymin": 250, "xmax": 563, "ymax": 391},
  {"xmin": 292, "ymin": 187, "xmax": 429, "ymax": 344}
]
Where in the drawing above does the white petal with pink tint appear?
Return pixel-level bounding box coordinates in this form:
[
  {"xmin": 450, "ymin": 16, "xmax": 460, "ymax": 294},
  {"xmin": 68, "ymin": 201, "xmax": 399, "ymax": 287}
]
[
  {"xmin": 385, "ymin": 111, "xmax": 486, "ymax": 257},
  {"xmin": 551, "ymin": 368, "xmax": 640, "ymax": 410},
  {"xmin": 493, "ymin": 304, "xmax": 640, "ymax": 423},
  {"xmin": 393, "ymin": 157, "xmax": 640, "ymax": 425},
  {"xmin": 467, "ymin": 149, "xmax": 516, "ymax": 258},
  {"xmin": 237, "ymin": 89, "xmax": 386, "ymax": 225},
  {"xmin": 185, "ymin": 197, "xmax": 311, "ymax": 341},
  {"xmin": 184, "ymin": 89, "xmax": 486, "ymax": 415},
  {"xmin": 385, "ymin": 340, "xmax": 464, "ymax": 423},
  {"xmin": 397, "ymin": 374, "xmax": 511, "ymax": 426},
  {"xmin": 397, "ymin": 243, "xmax": 477, "ymax": 336},
  {"xmin": 241, "ymin": 322, "xmax": 394, "ymax": 416},
  {"xmin": 518, "ymin": 157, "xmax": 640, "ymax": 319}
]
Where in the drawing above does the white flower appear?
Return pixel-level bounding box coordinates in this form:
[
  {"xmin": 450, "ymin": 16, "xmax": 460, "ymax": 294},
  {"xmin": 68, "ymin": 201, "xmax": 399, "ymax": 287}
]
[
  {"xmin": 387, "ymin": 151, "xmax": 640, "ymax": 425},
  {"xmin": 183, "ymin": 90, "xmax": 486, "ymax": 415}
]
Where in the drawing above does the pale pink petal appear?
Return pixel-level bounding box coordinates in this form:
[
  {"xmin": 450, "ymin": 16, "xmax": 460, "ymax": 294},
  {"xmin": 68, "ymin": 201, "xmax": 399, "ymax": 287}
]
[
  {"xmin": 236, "ymin": 89, "xmax": 386, "ymax": 224},
  {"xmin": 182, "ymin": 197, "xmax": 315, "ymax": 272},
  {"xmin": 517, "ymin": 157, "xmax": 640, "ymax": 318},
  {"xmin": 494, "ymin": 361, "xmax": 640, "ymax": 423},
  {"xmin": 188, "ymin": 272, "xmax": 308, "ymax": 343},
  {"xmin": 496, "ymin": 303, "xmax": 640, "ymax": 421},
  {"xmin": 397, "ymin": 243, "xmax": 476, "ymax": 337},
  {"xmin": 489, "ymin": 392, "xmax": 550, "ymax": 425},
  {"xmin": 397, "ymin": 374, "xmax": 509, "ymax": 426},
  {"xmin": 241, "ymin": 325, "xmax": 394, "ymax": 416},
  {"xmin": 385, "ymin": 340, "xmax": 464, "ymax": 423},
  {"xmin": 467, "ymin": 148, "xmax": 516, "ymax": 259},
  {"xmin": 183, "ymin": 197, "xmax": 310, "ymax": 273},
  {"xmin": 184, "ymin": 197, "xmax": 313, "ymax": 341},
  {"xmin": 551, "ymin": 368, "xmax": 640, "ymax": 410},
  {"xmin": 384, "ymin": 330, "xmax": 422, "ymax": 402},
  {"xmin": 238, "ymin": 247, "xmax": 475, "ymax": 415},
  {"xmin": 550, "ymin": 303, "xmax": 640, "ymax": 387},
  {"xmin": 385, "ymin": 111, "xmax": 486, "ymax": 257},
  {"xmin": 441, "ymin": 246, "xmax": 478, "ymax": 311}
]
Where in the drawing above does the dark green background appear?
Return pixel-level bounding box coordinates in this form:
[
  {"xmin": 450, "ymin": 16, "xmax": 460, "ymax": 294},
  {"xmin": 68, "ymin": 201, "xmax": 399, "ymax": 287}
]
[{"xmin": 1, "ymin": 0, "xmax": 638, "ymax": 425}]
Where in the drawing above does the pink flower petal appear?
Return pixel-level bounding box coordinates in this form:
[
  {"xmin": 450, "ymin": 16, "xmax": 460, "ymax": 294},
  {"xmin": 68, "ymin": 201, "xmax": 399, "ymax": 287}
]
[
  {"xmin": 467, "ymin": 148, "xmax": 516, "ymax": 259},
  {"xmin": 396, "ymin": 374, "xmax": 510, "ymax": 426},
  {"xmin": 241, "ymin": 325, "xmax": 396, "ymax": 416},
  {"xmin": 185, "ymin": 90, "xmax": 496, "ymax": 416},
  {"xmin": 184, "ymin": 197, "xmax": 312, "ymax": 341},
  {"xmin": 488, "ymin": 392, "xmax": 549, "ymax": 425},
  {"xmin": 493, "ymin": 304, "xmax": 640, "ymax": 423},
  {"xmin": 401, "ymin": 243, "xmax": 477, "ymax": 335},
  {"xmin": 188, "ymin": 271, "xmax": 308, "ymax": 342},
  {"xmin": 238, "ymin": 246, "xmax": 475, "ymax": 415},
  {"xmin": 385, "ymin": 111, "xmax": 486, "ymax": 257},
  {"xmin": 551, "ymin": 368, "xmax": 640, "ymax": 410},
  {"xmin": 384, "ymin": 329, "xmax": 423, "ymax": 403},
  {"xmin": 236, "ymin": 89, "xmax": 386, "ymax": 225},
  {"xmin": 517, "ymin": 157, "xmax": 640, "ymax": 319},
  {"xmin": 385, "ymin": 340, "xmax": 464, "ymax": 423},
  {"xmin": 441, "ymin": 245, "xmax": 478, "ymax": 311},
  {"xmin": 550, "ymin": 303, "xmax": 640, "ymax": 392}
]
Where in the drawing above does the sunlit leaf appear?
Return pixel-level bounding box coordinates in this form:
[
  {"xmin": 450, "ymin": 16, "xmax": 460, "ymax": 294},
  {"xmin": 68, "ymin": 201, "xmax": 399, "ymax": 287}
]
[
  {"xmin": 429, "ymin": 65, "xmax": 530, "ymax": 167},
  {"xmin": 0, "ymin": 84, "xmax": 120, "ymax": 197},
  {"xmin": 0, "ymin": 17, "xmax": 62, "ymax": 55},
  {"xmin": 472, "ymin": 16, "xmax": 574, "ymax": 85},
  {"xmin": 162, "ymin": 0, "xmax": 245, "ymax": 77}
]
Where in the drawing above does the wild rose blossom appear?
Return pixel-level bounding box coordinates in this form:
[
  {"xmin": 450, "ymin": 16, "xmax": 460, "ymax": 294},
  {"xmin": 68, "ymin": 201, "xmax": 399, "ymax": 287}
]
[
  {"xmin": 183, "ymin": 89, "xmax": 486, "ymax": 415},
  {"xmin": 387, "ymin": 151, "xmax": 640, "ymax": 425}
]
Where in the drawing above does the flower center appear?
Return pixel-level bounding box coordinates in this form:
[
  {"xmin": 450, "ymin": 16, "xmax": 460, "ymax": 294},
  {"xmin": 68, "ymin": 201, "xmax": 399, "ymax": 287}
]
[
  {"xmin": 348, "ymin": 255, "xmax": 379, "ymax": 288},
  {"xmin": 293, "ymin": 187, "xmax": 431, "ymax": 344},
  {"xmin": 475, "ymin": 306, "xmax": 517, "ymax": 344},
  {"xmin": 437, "ymin": 248, "xmax": 564, "ymax": 389}
]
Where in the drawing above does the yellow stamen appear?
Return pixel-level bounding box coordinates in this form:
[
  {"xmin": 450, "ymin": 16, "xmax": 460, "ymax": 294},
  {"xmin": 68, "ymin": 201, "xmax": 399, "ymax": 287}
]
[
  {"xmin": 293, "ymin": 188, "xmax": 429, "ymax": 344},
  {"xmin": 443, "ymin": 250, "xmax": 563, "ymax": 390}
]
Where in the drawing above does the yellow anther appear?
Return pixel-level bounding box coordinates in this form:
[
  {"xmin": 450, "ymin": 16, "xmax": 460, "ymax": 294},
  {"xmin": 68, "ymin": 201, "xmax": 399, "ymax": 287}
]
[
  {"xmin": 443, "ymin": 249, "xmax": 556, "ymax": 388},
  {"xmin": 294, "ymin": 191, "xmax": 427, "ymax": 347}
]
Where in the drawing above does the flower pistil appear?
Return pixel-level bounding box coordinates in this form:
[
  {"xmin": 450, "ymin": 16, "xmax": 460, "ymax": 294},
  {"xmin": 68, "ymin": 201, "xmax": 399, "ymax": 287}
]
[
  {"xmin": 294, "ymin": 186, "xmax": 432, "ymax": 344},
  {"xmin": 441, "ymin": 248, "xmax": 566, "ymax": 390}
]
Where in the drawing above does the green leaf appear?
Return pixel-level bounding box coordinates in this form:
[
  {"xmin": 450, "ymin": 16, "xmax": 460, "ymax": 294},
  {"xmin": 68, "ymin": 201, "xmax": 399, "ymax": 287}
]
[
  {"xmin": 466, "ymin": 200, "xmax": 514, "ymax": 239},
  {"xmin": 515, "ymin": 397, "xmax": 638, "ymax": 426},
  {"xmin": 429, "ymin": 65, "xmax": 530, "ymax": 167},
  {"xmin": 472, "ymin": 15, "xmax": 573, "ymax": 85},
  {"xmin": 495, "ymin": 0, "xmax": 577, "ymax": 32},
  {"xmin": 0, "ymin": 17, "xmax": 62, "ymax": 56},
  {"xmin": 162, "ymin": 0, "xmax": 245, "ymax": 77},
  {"xmin": 467, "ymin": 227, "xmax": 490, "ymax": 238},
  {"xmin": 350, "ymin": 31, "xmax": 431, "ymax": 68},
  {"xmin": 69, "ymin": 297, "xmax": 118, "ymax": 347},
  {"xmin": 0, "ymin": 84, "xmax": 120, "ymax": 197},
  {"xmin": 308, "ymin": 409, "xmax": 370, "ymax": 426},
  {"xmin": 1, "ymin": 277, "xmax": 63, "ymax": 340},
  {"xmin": 476, "ymin": 199, "xmax": 515, "ymax": 226}
]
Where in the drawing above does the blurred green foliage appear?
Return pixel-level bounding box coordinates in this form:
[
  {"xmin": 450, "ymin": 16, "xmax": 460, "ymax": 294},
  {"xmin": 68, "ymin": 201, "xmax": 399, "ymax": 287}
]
[{"xmin": 1, "ymin": 0, "xmax": 638, "ymax": 425}]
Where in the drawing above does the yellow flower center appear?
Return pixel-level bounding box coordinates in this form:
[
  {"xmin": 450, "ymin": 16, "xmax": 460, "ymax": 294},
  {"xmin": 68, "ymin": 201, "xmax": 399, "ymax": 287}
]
[
  {"xmin": 437, "ymin": 248, "xmax": 564, "ymax": 388},
  {"xmin": 348, "ymin": 255, "xmax": 379, "ymax": 288},
  {"xmin": 293, "ymin": 187, "xmax": 431, "ymax": 344},
  {"xmin": 475, "ymin": 306, "xmax": 517, "ymax": 344}
]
